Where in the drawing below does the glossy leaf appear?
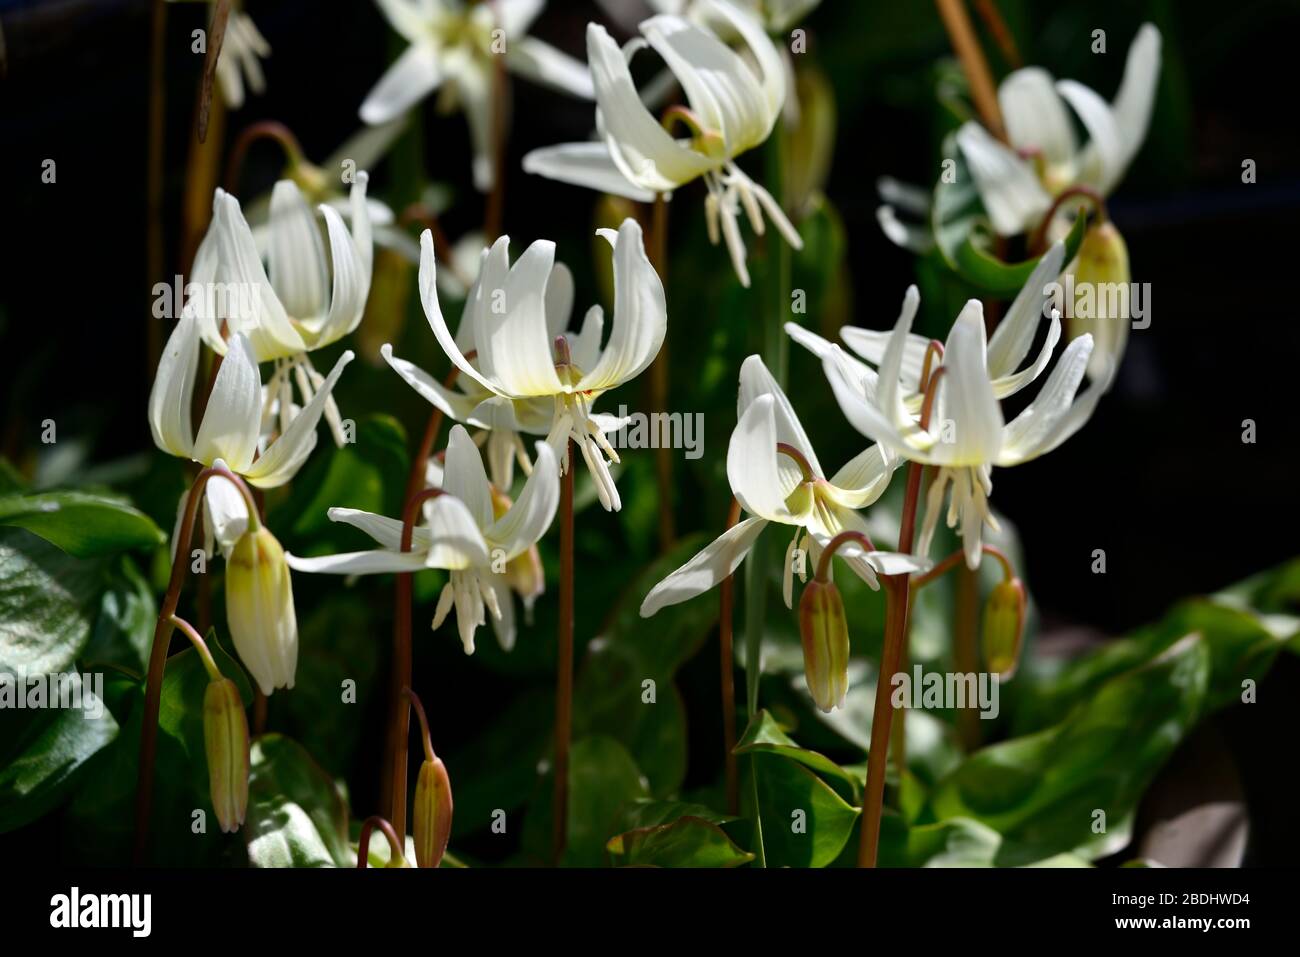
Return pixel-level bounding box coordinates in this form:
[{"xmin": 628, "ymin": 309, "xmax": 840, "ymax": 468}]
[
  {"xmin": 0, "ymin": 491, "xmax": 164, "ymax": 558},
  {"xmin": 247, "ymin": 734, "xmax": 352, "ymax": 868},
  {"xmin": 607, "ymin": 815, "xmax": 753, "ymax": 868},
  {"xmin": 0, "ymin": 528, "xmax": 103, "ymax": 675},
  {"xmin": 750, "ymin": 752, "xmax": 860, "ymax": 867}
]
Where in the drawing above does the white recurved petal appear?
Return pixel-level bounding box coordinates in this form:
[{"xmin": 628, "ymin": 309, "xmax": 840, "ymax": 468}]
[
  {"xmin": 574, "ymin": 220, "xmax": 667, "ymax": 392},
  {"xmin": 149, "ymin": 312, "xmax": 201, "ymax": 458},
  {"xmin": 485, "ymin": 442, "xmax": 560, "ymax": 561},
  {"xmin": 932, "ymin": 302, "xmax": 1004, "ymax": 466},
  {"xmin": 326, "ymin": 506, "xmax": 434, "ymax": 552},
  {"xmin": 380, "ymin": 344, "xmax": 485, "ymax": 424},
  {"xmin": 587, "ymin": 23, "xmax": 712, "ymax": 192},
  {"xmin": 193, "ymin": 334, "xmax": 261, "ymax": 471},
  {"xmin": 838, "ymin": 285, "xmax": 927, "ymax": 386},
  {"xmin": 820, "ymin": 345, "xmax": 911, "ymax": 453},
  {"xmin": 738, "ymin": 354, "xmax": 822, "ymax": 478},
  {"xmin": 639, "ymin": 516, "xmax": 768, "ymax": 617},
  {"xmin": 360, "ymin": 42, "xmax": 444, "ymax": 126},
  {"xmin": 727, "ymin": 395, "xmax": 800, "ymax": 523},
  {"xmin": 473, "ymin": 239, "xmax": 564, "ymax": 396},
  {"xmin": 266, "ymin": 180, "xmax": 329, "ymax": 321},
  {"xmin": 422, "ymin": 494, "xmax": 492, "ymax": 570},
  {"xmin": 1056, "ymin": 79, "xmax": 1124, "ymax": 195},
  {"xmin": 823, "ymin": 444, "xmax": 896, "ymax": 509},
  {"xmin": 998, "ymin": 67, "xmax": 1076, "ymax": 166},
  {"xmin": 285, "ymin": 548, "xmax": 429, "ymax": 575},
  {"xmin": 441, "ymin": 425, "xmax": 495, "ymax": 530},
  {"xmin": 302, "ymin": 202, "xmax": 369, "ymax": 345},
  {"xmin": 998, "ymin": 334, "xmax": 1103, "ymax": 465},
  {"xmin": 986, "ymin": 240, "xmax": 1066, "ymax": 381},
  {"xmin": 507, "ymin": 36, "xmax": 595, "ymax": 99},
  {"xmin": 243, "ymin": 349, "xmax": 354, "ymax": 487},
  {"xmin": 522, "ymin": 142, "xmax": 656, "ymax": 202},
  {"xmin": 1110, "ymin": 25, "xmax": 1162, "ymax": 170},
  {"xmin": 419, "ymin": 230, "xmax": 506, "ymax": 397},
  {"xmin": 956, "ymin": 122, "xmax": 1052, "ymax": 237}
]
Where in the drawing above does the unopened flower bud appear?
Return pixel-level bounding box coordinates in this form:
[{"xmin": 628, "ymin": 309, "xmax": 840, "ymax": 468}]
[
  {"xmin": 226, "ymin": 526, "xmax": 298, "ymax": 696},
  {"xmin": 203, "ymin": 677, "xmax": 249, "ymax": 833},
  {"xmin": 412, "ymin": 755, "xmax": 453, "ymax": 868},
  {"xmin": 798, "ymin": 579, "xmax": 850, "ymax": 713},
  {"xmin": 1070, "ymin": 220, "xmax": 1131, "ymax": 380},
  {"xmin": 982, "ymin": 578, "xmax": 1026, "ymax": 678}
]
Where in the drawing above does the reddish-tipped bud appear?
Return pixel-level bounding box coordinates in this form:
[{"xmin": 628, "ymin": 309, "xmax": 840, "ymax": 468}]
[
  {"xmin": 798, "ymin": 579, "xmax": 850, "ymax": 713},
  {"xmin": 982, "ymin": 578, "xmax": 1027, "ymax": 677},
  {"xmin": 412, "ymin": 755, "xmax": 453, "ymax": 868},
  {"xmin": 203, "ymin": 677, "xmax": 249, "ymax": 833}
]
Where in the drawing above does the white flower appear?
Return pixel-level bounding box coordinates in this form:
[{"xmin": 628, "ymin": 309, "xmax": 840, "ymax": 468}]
[
  {"xmin": 383, "ymin": 232, "xmax": 618, "ymax": 490},
  {"xmin": 646, "ymin": 0, "xmax": 820, "ymax": 32},
  {"xmin": 878, "ymin": 24, "xmax": 1160, "ymax": 246},
  {"xmin": 286, "ymin": 425, "xmax": 559, "ymax": 653},
  {"xmin": 186, "ymin": 177, "xmax": 373, "ymax": 446},
  {"xmin": 792, "ymin": 244, "xmax": 1109, "ymax": 569},
  {"xmin": 640, "ymin": 355, "xmax": 926, "ymax": 618},
  {"xmin": 149, "ymin": 314, "xmax": 353, "ymax": 554},
  {"xmin": 360, "ymin": 0, "xmax": 595, "ymax": 191},
  {"xmin": 411, "ymin": 217, "xmax": 665, "ymax": 512},
  {"xmin": 522, "ymin": 1, "xmax": 803, "ymax": 287}
]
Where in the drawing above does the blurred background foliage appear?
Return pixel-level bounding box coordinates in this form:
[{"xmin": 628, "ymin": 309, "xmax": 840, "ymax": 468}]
[{"xmin": 1, "ymin": 0, "xmax": 1298, "ymax": 866}]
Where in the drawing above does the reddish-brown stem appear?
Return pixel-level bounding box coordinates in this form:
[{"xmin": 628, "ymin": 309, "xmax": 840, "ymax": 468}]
[
  {"xmin": 775, "ymin": 442, "xmax": 815, "ymax": 483},
  {"xmin": 224, "ymin": 120, "xmax": 306, "ymax": 193},
  {"xmin": 935, "ymin": 0, "xmax": 1006, "ymax": 141},
  {"xmin": 717, "ymin": 497, "xmax": 742, "ymax": 816},
  {"xmin": 1028, "ymin": 189, "xmax": 1107, "ymax": 255},
  {"xmin": 196, "ymin": 0, "xmax": 231, "ymax": 144},
  {"xmin": 356, "ymin": 816, "xmax": 404, "ymax": 868},
  {"xmin": 920, "ymin": 367, "xmax": 948, "ymax": 431},
  {"xmin": 857, "ymin": 457, "xmax": 924, "ymax": 868},
  {"xmin": 388, "ymin": 487, "xmax": 445, "ymax": 843},
  {"xmin": 814, "ymin": 529, "xmax": 879, "ymax": 582},
  {"xmin": 973, "ymin": 0, "xmax": 1022, "ymax": 68},
  {"xmin": 552, "ymin": 442, "xmax": 575, "ymax": 864},
  {"xmin": 403, "ymin": 686, "xmax": 436, "ymax": 764},
  {"xmin": 954, "ymin": 564, "xmax": 982, "ymax": 750},
  {"xmin": 919, "ymin": 340, "xmax": 945, "ymax": 393},
  {"xmin": 910, "ymin": 544, "xmax": 1015, "ymax": 589},
  {"xmin": 402, "ymin": 363, "xmax": 466, "ymax": 508},
  {"xmin": 133, "ymin": 464, "xmax": 256, "ymax": 865}
]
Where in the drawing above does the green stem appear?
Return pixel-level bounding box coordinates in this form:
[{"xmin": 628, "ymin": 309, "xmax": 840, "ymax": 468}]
[{"xmin": 168, "ymin": 614, "xmax": 221, "ymax": 681}]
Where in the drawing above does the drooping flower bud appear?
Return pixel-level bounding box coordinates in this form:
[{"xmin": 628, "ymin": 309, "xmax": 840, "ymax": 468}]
[
  {"xmin": 981, "ymin": 577, "xmax": 1027, "ymax": 678},
  {"xmin": 412, "ymin": 754, "xmax": 453, "ymax": 868},
  {"xmin": 1070, "ymin": 220, "xmax": 1131, "ymax": 380},
  {"xmin": 203, "ymin": 677, "xmax": 249, "ymax": 833},
  {"xmin": 798, "ymin": 579, "xmax": 850, "ymax": 713},
  {"xmin": 226, "ymin": 526, "xmax": 299, "ymax": 696}
]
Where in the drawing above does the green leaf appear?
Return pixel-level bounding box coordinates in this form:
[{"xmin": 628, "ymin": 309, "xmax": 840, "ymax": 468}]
[
  {"xmin": 574, "ymin": 533, "xmax": 717, "ymax": 796},
  {"xmin": 523, "ymin": 736, "xmax": 650, "ymax": 867},
  {"xmin": 0, "ymin": 491, "xmax": 164, "ymax": 558},
  {"xmin": 0, "ymin": 673, "xmax": 119, "ymax": 832},
  {"xmin": 931, "ymin": 633, "xmax": 1209, "ymax": 864},
  {"xmin": 607, "ymin": 815, "xmax": 754, "ymax": 868},
  {"xmin": 0, "ymin": 528, "xmax": 104, "ymax": 675},
  {"xmin": 246, "ymin": 734, "xmax": 352, "ymax": 868},
  {"xmin": 750, "ymin": 752, "xmax": 860, "ymax": 867},
  {"xmin": 735, "ymin": 709, "xmax": 861, "ymax": 803}
]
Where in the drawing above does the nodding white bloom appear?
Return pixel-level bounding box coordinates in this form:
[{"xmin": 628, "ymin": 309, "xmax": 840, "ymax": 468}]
[
  {"xmin": 186, "ymin": 177, "xmax": 373, "ymax": 446},
  {"xmin": 383, "ymin": 232, "xmax": 620, "ymax": 490},
  {"xmin": 878, "ymin": 24, "xmax": 1160, "ymax": 247},
  {"xmin": 149, "ymin": 316, "xmax": 354, "ymax": 554},
  {"xmin": 286, "ymin": 425, "xmax": 560, "ymax": 653},
  {"xmin": 641, "ymin": 355, "xmax": 926, "ymax": 619},
  {"xmin": 522, "ymin": 2, "xmax": 803, "ymax": 288},
  {"xmin": 360, "ymin": 0, "xmax": 595, "ymax": 191},
  {"xmin": 792, "ymin": 245, "xmax": 1109, "ymax": 570},
  {"xmin": 167, "ymin": 1, "xmax": 270, "ymax": 109},
  {"xmin": 411, "ymin": 217, "xmax": 665, "ymax": 512}
]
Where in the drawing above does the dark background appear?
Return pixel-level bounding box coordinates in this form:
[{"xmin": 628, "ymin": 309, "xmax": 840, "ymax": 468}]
[{"xmin": 2, "ymin": 0, "xmax": 1298, "ymax": 864}]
